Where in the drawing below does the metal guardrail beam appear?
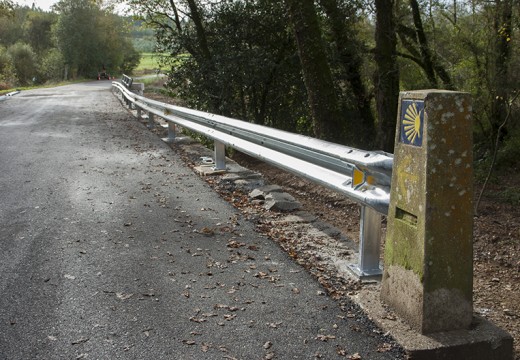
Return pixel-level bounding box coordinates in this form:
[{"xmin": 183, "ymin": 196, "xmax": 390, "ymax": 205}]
[{"xmin": 112, "ymin": 81, "xmax": 392, "ymax": 278}]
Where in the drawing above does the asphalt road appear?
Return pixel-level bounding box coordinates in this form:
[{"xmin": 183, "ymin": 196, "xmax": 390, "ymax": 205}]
[{"xmin": 0, "ymin": 82, "xmax": 402, "ymax": 359}]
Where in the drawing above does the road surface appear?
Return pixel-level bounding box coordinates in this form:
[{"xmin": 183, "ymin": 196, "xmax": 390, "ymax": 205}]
[{"xmin": 0, "ymin": 82, "xmax": 403, "ymax": 359}]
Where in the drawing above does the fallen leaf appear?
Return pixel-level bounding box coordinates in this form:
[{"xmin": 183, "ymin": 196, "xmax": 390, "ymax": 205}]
[
  {"xmin": 376, "ymin": 343, "xmax": 393, "ymax": 352},
  {"xmin": 71, "ymin": 337, "xmax": 89, "ymax": 345},
  {"xmin": 199, "ymin": 227, "xmax": 215, "ymax": 236},
  {"xmin": 116, "ymin": 292, "xmax": 133, "ymax": 300},
  {"xmin": 182, "ymin": 340, "xmax": 196, "ymax": 345},
  {"xmin": 348, "ymin": 353, "xmax": 362, "ymax": 360},
  {"xmin": 265, "ymin": 352, "xmax": 275, "ymax": 359},
  {"xmin": 315, "ymin": 334, "xmax": 336, "ymax": 342},
  {"xmin": 336, "ymin": 346, "xmax": 347, "ymax": 356},
  {"xmin": 227, "ymin": 240, "xmax": 246, "ymax": 248},
  {"xmin": 263, "ymin": 341, "xmax": 272, "ymax": 349},
  {"xmin": 201, "ymin": 343, "xmax": 211, "ymax": 352},
  {"xmin": 64, "ymin": 274, "xmax": 76, "ymax": 280},
  {"xmin": 189, "ymin": 317, "xmax": 207, "ymax": 323}
]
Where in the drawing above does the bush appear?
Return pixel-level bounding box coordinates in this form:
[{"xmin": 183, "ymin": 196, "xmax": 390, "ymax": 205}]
[
  {"xmin": 0, "ymin": 45, "xmax": 17, "ymax": 89},
  {"xmin": 7, "ymin": 42, "xmax": 37, "ymax": 86},
  {"xmin": 40, "ymin": 49, "xmax": 65, "ymax": 82}
]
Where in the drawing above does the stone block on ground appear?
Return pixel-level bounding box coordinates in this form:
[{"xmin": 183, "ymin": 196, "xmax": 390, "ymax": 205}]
[{"xmin": 264, "ymin": 192, "xmax": 301, "ymax": 212}]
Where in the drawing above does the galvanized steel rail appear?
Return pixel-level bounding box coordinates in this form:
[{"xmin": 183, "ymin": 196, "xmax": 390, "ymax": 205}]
[{"xmin": 112, "ymin": 79, "xmax": 393, "ymax": 278}]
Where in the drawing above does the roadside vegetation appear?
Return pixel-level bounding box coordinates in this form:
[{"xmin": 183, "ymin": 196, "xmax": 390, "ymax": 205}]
[
  {"xmin": 121, "ymin": 0, "xmax": 518, "ymax": 175},
  {"xmin": 0, "ymin": 0, "xmax": 139, "ymax": 92}
]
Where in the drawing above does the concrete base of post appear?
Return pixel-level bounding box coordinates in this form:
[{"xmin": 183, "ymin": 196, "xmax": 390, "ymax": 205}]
[{"xmin": 354, "ymin": 286, "xmax": 513, "ymax": 360}]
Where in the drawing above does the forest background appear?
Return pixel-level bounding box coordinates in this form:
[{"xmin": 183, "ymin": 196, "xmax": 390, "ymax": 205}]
[{"xmin": 1, "ymin": 0, "xmax": 519, "ymax": 177}]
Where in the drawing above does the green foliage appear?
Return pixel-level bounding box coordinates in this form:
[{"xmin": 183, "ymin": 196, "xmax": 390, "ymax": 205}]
[
  {"xmin": 23, "ymin": 11, "xmax": 56, "ymax": 55},
  {"xmin": 7, "ymin": 42, "xmax": 37, "ymax": 85},
  {"xmin": 496, "ymin": 128, "xmax": 520, "ymax": 170},
  {"xmin": 0, "ymin": 0, "xmax": 14, "ymax": 17},
  {"xmin": 135, "ymin": 53, "xmax": 163, "ymax": 73},
  {"xmin": 131, "ymin": 0, "xmax": 309, "ymax": 134},
  {"xmin": 39, "ymin": 48, "xmax": 65, "ymax": 82},
  {"xmin": 0, "ymin": 45, "xmax": 16, "ymax": 89},
  {"xmin": 0, "ymin": 2, "xmax": 138, "ymax": 84},
  {"xmin": 497, "ymin": 188, "xmax": 520, "ymax": 205}
]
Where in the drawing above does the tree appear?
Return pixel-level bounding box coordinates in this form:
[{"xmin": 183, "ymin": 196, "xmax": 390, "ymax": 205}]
[
  {"xmin": 126, "ymin": 0, "xmax": 309, "ymax": 133},
  {"xmin": 374, "ymin": 0, "xmax": 400, "ymax": 152},
  {"xmin": 54, "ymin": 0, "xmax": 138, "ymax": 78},
  {"xmin": 0, "ymin": 45, "xmax": 16, "ymax": 88},
  {"xmin": 8, "ymin": 42, "xmax": 37, "ymax": 85},
  {"xmin": 0, "ymin": 0, "xmax": 13, "ymax": 17},
  {"xmin": 285, "ymin": 0, "xmax": 344, "ymax": 142},
  {"xmin": 490, "ymin": 0, "xmax": 514, "ymax": 142},
  {"xmin": 318, "ymin": 0, "xmax": 375, "ymax": 146},
  {"xmin": 23, "ymin": 11, "xmax": 55, "ymax": 56}
]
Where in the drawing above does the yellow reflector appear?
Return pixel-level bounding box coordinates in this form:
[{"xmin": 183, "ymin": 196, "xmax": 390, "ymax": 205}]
[{"xmin": 353, "ymin": 168, "xmax": 365, "ymax": 188}]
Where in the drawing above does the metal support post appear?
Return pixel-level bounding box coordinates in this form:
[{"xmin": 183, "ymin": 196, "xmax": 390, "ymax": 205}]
[
  {"xmin": 136, "ymin": 107, "xmax": 142, "ymax": 120},
  {"xmin": 213, "ymin": 140, "xmax": 226, "ymax": 170},
  {"xmin": 166, "ymin": 122, "xmax": 176, "ymax": 143},
  {"xmin": 348, "ymin": 205, "xmax": 382, "ymax": 279},
  {"xmin": 147, "ymin": 112, "xmax": 155, "ymax": 129}
]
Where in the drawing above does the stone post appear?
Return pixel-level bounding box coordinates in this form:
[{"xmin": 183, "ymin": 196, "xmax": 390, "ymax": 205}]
[{"xmin": 381, "ymin": 90, "xmax": 473, "ymax": 334}]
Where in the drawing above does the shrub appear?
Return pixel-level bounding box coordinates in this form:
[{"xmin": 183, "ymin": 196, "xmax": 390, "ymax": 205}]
[{"xmin": 7, "ymin": 42, "xmax": 37, "ymax": 86}]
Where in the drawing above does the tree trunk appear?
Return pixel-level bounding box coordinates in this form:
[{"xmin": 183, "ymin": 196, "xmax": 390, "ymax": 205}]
[
  {"xmin": 374, "ymin": 0, "xmax": 400, "ymax": 152},
  {"xmin": 183, "ymin": 0, "xmax": 223, "ymax": 113},
  {"xmin": 319, "ymin": 0, "xmax": 375, "ymax": 147},
  {"xmin": 410, "ymin": 0, "xmax": 438, "ymax": 88},
  {"xmin": 490, "ymin": 0, "xmax": 513, "ymax": 143},
  {"xmin": 286, "ymin": 0, "xmax": 344, "ymax": 143}
]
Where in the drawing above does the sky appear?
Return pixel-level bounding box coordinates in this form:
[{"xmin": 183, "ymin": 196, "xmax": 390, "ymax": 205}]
[
  {"xmin": 13, "ymin": 0, "xmax": 128, "ymax": 13},
  {"xmin": 14, "ymin": 0, "xmax": 57, "ymax": 11}
]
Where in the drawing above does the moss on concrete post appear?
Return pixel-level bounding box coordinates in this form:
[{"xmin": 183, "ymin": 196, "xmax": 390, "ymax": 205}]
[{"xmin": 381, "ymin": 90, "xmax": 473, "ymax": 334}]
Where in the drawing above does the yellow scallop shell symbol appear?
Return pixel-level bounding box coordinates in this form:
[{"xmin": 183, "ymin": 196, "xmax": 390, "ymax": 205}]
[{"xmin": 403, "ymin": 102, "xmax": 422, "ymax": 144}]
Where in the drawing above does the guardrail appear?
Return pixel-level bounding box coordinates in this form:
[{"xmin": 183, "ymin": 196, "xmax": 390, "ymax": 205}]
[
  {"xmin": 0, "ymin": 90, "xmax": 21, "ymax": 101},
  {"xmin": 112, "ymin": 79, "xmax": 393, "ymax": 278},
  {"xmin": 121, "ymin": 74, "xmax": 133, "ymax": 88}
]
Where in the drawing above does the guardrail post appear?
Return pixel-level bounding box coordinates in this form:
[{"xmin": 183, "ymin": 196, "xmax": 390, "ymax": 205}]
[
  {"xmin": 381, "ymin": 90, "xmax": 473, "ymax": 334},
  {"xmin": 136, "ymin": 107, "xmax": 142, "ymax": 120},
  {"xmin": 213, "ymin": 140, "xmax": 226, "ymax": 170},
  {"xmin": 348, "ymin": 206, "xmax": 382, "ymax": 278},
  {"xmin": 165, "ymin": 122, "xmax": 176, "ymax": 143},
  {"xmin": 147, "ymin": 112, "xmax": 155, "ymax": 129}
]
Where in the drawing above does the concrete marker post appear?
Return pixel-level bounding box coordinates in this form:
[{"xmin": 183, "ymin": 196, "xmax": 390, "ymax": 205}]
[{"xmin": 381, "ymin": 90, "xmax": 474, "ymax": 334}]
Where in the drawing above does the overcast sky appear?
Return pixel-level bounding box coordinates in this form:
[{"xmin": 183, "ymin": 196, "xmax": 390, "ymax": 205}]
[
  {"xmin": 13, "ymin": 1, "xmax": 128, "ymax": 13},
  {"xmin": 14, "ymin": 0, "xmax": 56, "ymax": 11}
]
